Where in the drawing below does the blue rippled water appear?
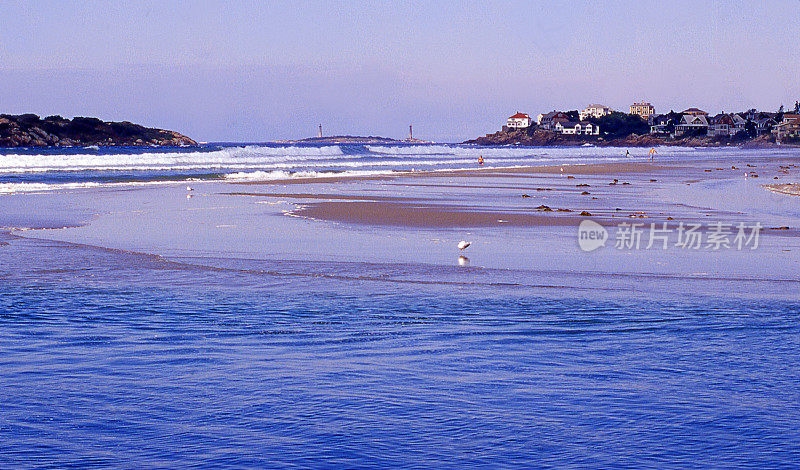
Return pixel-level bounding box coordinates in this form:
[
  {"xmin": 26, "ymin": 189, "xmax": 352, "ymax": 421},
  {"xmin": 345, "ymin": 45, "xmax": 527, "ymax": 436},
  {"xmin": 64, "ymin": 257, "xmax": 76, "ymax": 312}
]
[{"xmin": 1, "ymin": 235, "xmax": 799, "ymax": 468}]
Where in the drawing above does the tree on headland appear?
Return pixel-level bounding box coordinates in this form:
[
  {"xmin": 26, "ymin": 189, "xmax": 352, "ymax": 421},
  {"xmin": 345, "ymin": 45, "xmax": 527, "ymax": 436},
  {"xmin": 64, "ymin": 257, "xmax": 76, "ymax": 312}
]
[
  {"xmin": 565, "ymin": 110, "xmax": 580, "ymax": 121},
  {"xmin": 744, "ymin": 119, "xmax": 757, "ymax": 139},
  {"xmin": 664, "ymin": 110, "xmax": 683, "ymax": 133},
  {"xmin": 587, "ymin": 112, "xmax": 650, "ymax": 138},
  {"xmin": 794, "ymin": 101, "xmax": 800, "ymax": 114}
]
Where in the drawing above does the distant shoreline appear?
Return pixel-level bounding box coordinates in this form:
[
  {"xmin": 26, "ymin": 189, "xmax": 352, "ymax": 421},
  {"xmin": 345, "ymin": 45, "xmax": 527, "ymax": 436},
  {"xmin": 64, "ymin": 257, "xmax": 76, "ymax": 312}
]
[
  {"xmin": 462, "ymin": 128, "xmax": 794, "ymax": 148},
  {"xmin": 270, "ymin": 135, "xmax": 434, "ymax": 145}
]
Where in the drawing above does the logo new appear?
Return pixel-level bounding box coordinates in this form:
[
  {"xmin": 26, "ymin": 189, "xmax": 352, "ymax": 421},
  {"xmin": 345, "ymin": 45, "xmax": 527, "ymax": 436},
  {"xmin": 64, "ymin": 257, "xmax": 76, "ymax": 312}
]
[{"xmin": 578, "ymin": 219, "xmax": 608, "ymax": 252}]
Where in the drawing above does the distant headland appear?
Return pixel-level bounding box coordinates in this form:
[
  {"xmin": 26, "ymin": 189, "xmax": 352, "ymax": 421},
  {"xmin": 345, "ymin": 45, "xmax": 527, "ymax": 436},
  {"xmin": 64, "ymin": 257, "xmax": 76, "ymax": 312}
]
[
  {"xmin": 465, "ymin": 103, "xmax": 800, "ymax": 147},
  {"xmin": 275, "ymin": 135, "xmax": 432, "ymax": 145},
  {"xmin": 0, "ymin": 114, "xmax": 197, "ymax": 147}
]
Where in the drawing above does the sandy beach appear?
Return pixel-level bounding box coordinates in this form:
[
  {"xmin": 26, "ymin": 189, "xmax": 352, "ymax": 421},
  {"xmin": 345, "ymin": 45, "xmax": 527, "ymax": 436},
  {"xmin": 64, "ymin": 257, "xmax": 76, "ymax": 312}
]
[{"xmin": 217, "ymin": 158, "xmax": 800, "ymax": 236}]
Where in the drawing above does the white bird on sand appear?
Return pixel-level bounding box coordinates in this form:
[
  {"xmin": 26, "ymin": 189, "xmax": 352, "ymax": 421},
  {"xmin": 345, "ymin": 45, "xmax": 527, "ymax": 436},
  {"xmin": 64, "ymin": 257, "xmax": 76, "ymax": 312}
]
[
  {"xmin": 458, "ymin": 240, "xmax": 471, "ymax": 250},
  {"xmin": 186, "ymin": 186, "xmax": 194, "ymax": 191}
]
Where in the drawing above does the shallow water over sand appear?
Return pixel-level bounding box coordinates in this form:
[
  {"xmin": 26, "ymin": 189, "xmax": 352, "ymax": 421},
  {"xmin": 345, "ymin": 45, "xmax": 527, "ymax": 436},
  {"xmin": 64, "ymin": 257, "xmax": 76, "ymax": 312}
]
[
  {"xmin": 2, "ymin": 146, "xmax": 800, "ymax": 468},
  {"xmin": 2, "ymin": 234, "xmax": 800, "ymax": 468}
]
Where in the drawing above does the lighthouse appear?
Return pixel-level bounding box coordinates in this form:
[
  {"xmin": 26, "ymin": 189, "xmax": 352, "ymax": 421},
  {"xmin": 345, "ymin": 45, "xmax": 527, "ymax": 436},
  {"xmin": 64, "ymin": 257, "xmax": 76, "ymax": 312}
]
[
  {"xmin": 318, "ymin": 124, "xmax": 323, "ymax": 138},
  {"xmin": 409, "ymin": 124, "xmax": 413, "ymax": 141}
]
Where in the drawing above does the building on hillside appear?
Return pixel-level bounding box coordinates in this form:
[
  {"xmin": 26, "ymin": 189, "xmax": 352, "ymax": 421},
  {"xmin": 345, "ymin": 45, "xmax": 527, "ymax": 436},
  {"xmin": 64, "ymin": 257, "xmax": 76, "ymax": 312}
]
[
  {"xmin": 555, "ymin": 121, "xmax": 600, "ymax": 135},
  {"xmin": 773, "ymin": 118, "xmax": 800, "ymax": 142},
  {"xmin": 708, "ymin": 113, "xmax": 740, "ymax": 137},
  {"xmin": 537, "ymin": 111, "xmax": 569, "ymax": 130},
  {"xmin": 674, "ymin": 114, "xmax": 709, "ymax": 136},
  {"xmin": 629, "ymin": 102, "xmax": 655, "ymax": 121},
  {"xmin": 742, "ymin": 109, "xmax": 761, "ymax": 121},
  {"xmin": 579, "ymin": 104, "xmax": 613, "ymax": 121},
  {"xmin": 506, "ymin": 112, "xmax": 532, "ymax": 129},
  {"xmin": 681, "ymin": 108, "xmax": 709, "ymax": 117},
  {"xmin": 756, "ymin": 117, "xmax": 777, "ymax": 134},
  {"xmin": 731, "ymin": 113, "xmax": 746, "ymax": 133},
  {"xmin": 649, "ymin": 114, "xmax": 673, "ymax": 134}
]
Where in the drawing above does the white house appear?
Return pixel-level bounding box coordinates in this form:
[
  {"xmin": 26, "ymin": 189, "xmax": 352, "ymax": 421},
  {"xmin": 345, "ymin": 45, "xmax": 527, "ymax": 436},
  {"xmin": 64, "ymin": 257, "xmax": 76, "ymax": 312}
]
[
  {"xmin": 650, "ymin": 115, "xmax": 672, "ymax": 134},
  {"xmin": 708, "ymin": 114, "xmax": 737, "ymax": 137},
  {"xmin": 507, "ymin": 112, "xmax": 532, "ymax": 129},
  {"xmin": 674, "ymin": 114, "xmax": 709, "ymax": 135},
  {"xmin": 756, "ymin": 117, "xmax": 777, "ymax": 134},
  {"xmin": 630, "ymin": 102, "xmax": 656, "ymax": 121},
  {"xmin": 708, "ymin": 113, "xmax": 748, "ymax": 137},
  {"xmin": 537, "ymin": 111, "xmax": 569, "ymax": 130},
  {"xmin": 774, "ymin": 118, "xmax": 800, "ymax": 142},
  {"xmin": 555, "ymin": 121, "xmax": 600, "ymax": 135},
  {"xmin": 579, "ymin": 104, "xmax": 613, "ymax": 121},
  {"xmin": 732, "ymin": 114, "xmax": 746, "ymax": 133}
]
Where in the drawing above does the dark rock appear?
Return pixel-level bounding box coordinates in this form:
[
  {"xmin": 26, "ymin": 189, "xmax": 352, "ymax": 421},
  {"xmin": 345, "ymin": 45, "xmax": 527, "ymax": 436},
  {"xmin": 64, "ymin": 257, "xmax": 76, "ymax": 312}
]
[{"xmin": 0, "ymin": 113, "xmax": 197, "ymax": 147}]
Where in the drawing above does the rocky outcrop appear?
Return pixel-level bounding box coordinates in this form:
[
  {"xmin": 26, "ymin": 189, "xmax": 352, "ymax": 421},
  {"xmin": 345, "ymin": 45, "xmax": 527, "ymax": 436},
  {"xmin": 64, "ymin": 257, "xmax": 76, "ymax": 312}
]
[
  {"xmin": 0, "ymin": 114, "xmax": 197, "ymax": 147},
  {"xmin": 463, "ymin": 129, "xmax": 578, "ymax": 146},
  {"xmin": 464, "ymin": 128, "xmax": 783, "ymax": 148}
]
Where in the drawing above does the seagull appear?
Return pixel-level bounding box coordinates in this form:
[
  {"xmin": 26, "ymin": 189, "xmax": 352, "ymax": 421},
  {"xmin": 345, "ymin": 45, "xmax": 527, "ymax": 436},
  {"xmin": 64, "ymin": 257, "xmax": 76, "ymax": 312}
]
[
  {"xmin": 186, "ymin": 186, "xmax": 194, "ymax": 191},
  {"xmin": 458, "ymin": 240, "xmax": 471, "ymax": 250}
]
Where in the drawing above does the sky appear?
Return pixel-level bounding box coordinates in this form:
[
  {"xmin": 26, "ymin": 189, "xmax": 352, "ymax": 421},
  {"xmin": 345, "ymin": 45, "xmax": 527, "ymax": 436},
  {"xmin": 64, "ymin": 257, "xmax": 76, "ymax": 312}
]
[{"xmin": 1, "ymin": 0, "xmax": 799, "ymax": 142}]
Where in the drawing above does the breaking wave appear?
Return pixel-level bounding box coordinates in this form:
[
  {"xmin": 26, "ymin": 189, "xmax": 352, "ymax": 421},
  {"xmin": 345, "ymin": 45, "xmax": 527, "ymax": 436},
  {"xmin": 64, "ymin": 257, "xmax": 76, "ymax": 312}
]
[{"xmin": 0, "ymin": 142, "xmax": 776, "ymax": 194}]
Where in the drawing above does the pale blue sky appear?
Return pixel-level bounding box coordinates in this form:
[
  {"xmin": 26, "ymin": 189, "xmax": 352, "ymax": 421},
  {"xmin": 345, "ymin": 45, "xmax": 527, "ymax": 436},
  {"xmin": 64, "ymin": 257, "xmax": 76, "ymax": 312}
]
[{"xmin": 1, "ymin": 1, "xmax": 798, "ymax": 142}]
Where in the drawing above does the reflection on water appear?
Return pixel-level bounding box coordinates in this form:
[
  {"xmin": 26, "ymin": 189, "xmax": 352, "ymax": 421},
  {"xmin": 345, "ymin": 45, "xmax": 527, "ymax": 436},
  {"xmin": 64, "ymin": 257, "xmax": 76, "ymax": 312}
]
[{"xmin": 1, "ymin": 234, "xmax": 799, "ymax": 468}]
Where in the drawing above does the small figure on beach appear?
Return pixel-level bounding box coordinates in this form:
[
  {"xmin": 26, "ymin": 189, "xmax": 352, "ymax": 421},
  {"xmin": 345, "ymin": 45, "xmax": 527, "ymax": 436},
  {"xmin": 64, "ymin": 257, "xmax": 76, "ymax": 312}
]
[
  {"xmin": 649, "ymin": 148, "xmax": 656, "ymax": 162},
  {"xmin": 625, "ymin": 149, "xmax": 630, "ymax": 158},
  {"xmin": 478, "ymin": 155, "xmax": 484, "ymax": 165}
]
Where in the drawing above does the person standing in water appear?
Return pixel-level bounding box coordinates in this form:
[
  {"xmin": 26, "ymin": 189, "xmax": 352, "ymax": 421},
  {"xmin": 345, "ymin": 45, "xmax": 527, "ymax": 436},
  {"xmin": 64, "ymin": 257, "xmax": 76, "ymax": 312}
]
[
  {"xmin": 625, "ymin": 149, "xmax": 630, "ymax": 158},
  {"xmin": 649, "ymin": 148, "xmax": 657, "ymax": 162},
  {"xmin": 478, "ymin": 155, "xmax": 484, "ymax": 165}
]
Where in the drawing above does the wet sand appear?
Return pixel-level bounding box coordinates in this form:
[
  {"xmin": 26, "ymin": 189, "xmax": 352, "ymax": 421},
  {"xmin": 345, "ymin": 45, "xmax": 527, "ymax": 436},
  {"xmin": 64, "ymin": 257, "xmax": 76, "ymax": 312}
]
[
  {"xmin": 237, "ymin": 158, "xmax": 798, "ymax": 230},
  {"xmin": 293, "ymin": 201, "xmax": 592, "ymax": 228},
  {"xmin": 9, "ymin": 151, "xmax": 798, "ymax": 280}
]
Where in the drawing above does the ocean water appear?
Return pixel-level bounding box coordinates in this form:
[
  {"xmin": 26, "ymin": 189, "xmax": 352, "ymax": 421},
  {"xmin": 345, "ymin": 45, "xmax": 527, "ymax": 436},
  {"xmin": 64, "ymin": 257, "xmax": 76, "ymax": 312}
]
[
  {"xmin": 1, "ymin": 235, "xmax": 799, "ymax": 468},
  {"xmin": 0, "ymin": 142, "xmax": 792, "ymax": 194},
  {"xmin": 2, "ymin": 144, "xmax": 800, "ymax": 468}
]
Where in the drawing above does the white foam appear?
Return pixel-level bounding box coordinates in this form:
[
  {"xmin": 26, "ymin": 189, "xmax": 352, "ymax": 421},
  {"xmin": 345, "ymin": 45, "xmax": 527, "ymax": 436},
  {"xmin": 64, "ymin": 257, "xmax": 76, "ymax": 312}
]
[
  {"xmin": 0, "ymin": 180, "xmax": 183, "ymax": 195},
  {"xmin": 0, "ymin": 145, "xmax": 346, "ymax": 173},
  {"xmin": 223, "ymin": 169, "xmax": 395, "ymax": 181},
  {"xmin": 0, "ymin": 182, "xmax": 102, "ymax": 194}
]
